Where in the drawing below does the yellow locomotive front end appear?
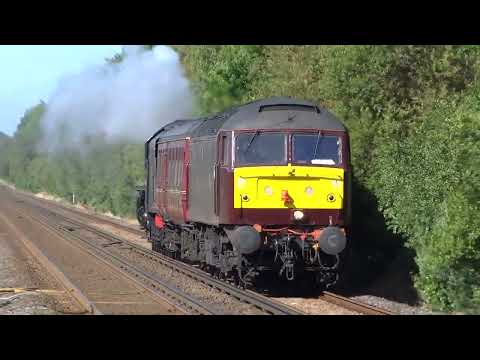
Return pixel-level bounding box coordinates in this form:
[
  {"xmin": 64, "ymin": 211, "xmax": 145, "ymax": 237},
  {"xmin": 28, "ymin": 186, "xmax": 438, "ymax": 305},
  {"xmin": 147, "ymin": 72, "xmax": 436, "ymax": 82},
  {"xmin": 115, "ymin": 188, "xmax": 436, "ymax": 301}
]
[
  {"xmin": 227, "ymin": 130, "xmax": 350, "ymax": 287},
  {"xmin": 234, "ymin": 164, "xmax": 344, "ymax": 210}
]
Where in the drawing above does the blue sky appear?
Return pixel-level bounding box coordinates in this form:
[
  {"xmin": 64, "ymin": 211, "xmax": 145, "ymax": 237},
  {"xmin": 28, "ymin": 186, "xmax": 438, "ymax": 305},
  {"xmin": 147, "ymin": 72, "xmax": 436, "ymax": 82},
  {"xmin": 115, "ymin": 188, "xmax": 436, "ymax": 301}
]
[{"xmin": 0, "ymin": 45, "xmax": 121, "ymax": 136}]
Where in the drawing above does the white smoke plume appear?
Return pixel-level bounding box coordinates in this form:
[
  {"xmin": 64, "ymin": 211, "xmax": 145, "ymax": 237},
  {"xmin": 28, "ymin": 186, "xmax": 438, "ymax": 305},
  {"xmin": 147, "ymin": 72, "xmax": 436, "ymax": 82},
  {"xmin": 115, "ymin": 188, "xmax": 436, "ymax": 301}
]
[{"xmin": 40, "ymin": 45, "xmax": 194, "ymax": 151}]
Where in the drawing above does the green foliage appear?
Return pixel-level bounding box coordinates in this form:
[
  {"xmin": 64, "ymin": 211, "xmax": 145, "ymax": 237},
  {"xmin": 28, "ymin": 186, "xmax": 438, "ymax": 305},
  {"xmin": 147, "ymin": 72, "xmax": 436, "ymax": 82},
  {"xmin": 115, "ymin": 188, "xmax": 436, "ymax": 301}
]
[
  {"xmin": 6, "ymin": 103, "xmax": 46, "ymax": 189},
  {"xmin": 415, "ymin": 192, "xmax": 480, "ymax": 313},
  {"xmin": 173, "ymin": 45, "xmax": 265, "ymax": 114},
  {"xmin": 0, "ymin": 132, "xmax": 8, "ymax": 143},
  {"xmin": 0, "ymin": 133, "xmax": 11, "ymax": 178},
  {"xmin": 373, "ymin": 88, "xmax": 480, "ymax": 312},
  {"xmin": 2, "ymin": 117, "xmax": 144, "ymax": 217},
  {"xmin": 175, "ymin": 45, "xmax": 480, "ymax": 312}
]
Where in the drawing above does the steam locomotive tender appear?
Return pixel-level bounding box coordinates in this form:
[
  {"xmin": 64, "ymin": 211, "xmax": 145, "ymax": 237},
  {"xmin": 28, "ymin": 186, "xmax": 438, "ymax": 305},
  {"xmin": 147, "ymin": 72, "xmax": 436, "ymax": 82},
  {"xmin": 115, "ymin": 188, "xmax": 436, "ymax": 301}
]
[{"xmin": 142, "ymin": 97, "xmax": 351, "ymax": 288}]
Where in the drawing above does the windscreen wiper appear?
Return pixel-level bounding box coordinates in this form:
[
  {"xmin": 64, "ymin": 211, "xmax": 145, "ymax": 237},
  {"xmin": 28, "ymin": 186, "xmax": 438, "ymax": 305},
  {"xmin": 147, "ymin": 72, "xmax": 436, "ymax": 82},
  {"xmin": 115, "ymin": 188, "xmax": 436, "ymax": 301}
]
[
  {"xmin": 244, "ymin": 130, "xmax": 260, "ymax": 153},
  {"xmin": 313, "ymin": 130, "xmax": 323, "ymax": 158}
]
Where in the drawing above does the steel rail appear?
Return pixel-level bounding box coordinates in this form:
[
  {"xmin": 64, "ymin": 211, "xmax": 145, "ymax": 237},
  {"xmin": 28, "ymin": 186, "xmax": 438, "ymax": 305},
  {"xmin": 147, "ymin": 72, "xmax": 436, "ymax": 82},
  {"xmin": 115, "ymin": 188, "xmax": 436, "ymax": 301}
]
[
  {"xmin": 0, "ymin": 211, "xmax": 101, "ymax": 315},
  {"xmin": 20, "ymin": 198, "xmax": 305, "ymax": 315},
  {"xmin": 16, "ymin": 205, "xmax": 217, "ymax": 315},
  {"xmin": 320, "ymin": 291, "xmax": 396, "ymax": 315}
]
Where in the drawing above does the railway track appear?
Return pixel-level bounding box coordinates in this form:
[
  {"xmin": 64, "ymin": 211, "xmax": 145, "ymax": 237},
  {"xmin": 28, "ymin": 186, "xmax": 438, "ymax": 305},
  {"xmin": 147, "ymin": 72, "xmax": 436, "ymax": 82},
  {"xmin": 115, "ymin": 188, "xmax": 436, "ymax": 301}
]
[
  {"xmin": 9, "ymin": 187, "xmax": 395, "ymax": 316},
  {"xmin": 320, "ymin": 292, "xmax": 395, "ymax": 315},
  {"xmin": 11, "ymin": 211, "xmax": 190, "ymax": 315},
  {"xmin": 24, "ymin": 190, "xmax": 144, "ymax": 238},
  {"xmin": 0, "ymin": 211, "xmax": 99, "ymax": 315},
  {"xmin": 11, "ymin": 193, "xmax": 303, "ymax": 315},
  {"xmin": 13, "ymin": 207, "xmax": 221, "ymax": 315}
]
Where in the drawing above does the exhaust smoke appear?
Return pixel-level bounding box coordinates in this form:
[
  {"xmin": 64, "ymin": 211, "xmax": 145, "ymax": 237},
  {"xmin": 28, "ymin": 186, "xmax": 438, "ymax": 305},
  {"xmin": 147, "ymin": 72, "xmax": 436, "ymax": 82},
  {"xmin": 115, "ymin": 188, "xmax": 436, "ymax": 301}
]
[{"xmin": 40, "ymin": 45, "xmax": 194, "ymax": 151}]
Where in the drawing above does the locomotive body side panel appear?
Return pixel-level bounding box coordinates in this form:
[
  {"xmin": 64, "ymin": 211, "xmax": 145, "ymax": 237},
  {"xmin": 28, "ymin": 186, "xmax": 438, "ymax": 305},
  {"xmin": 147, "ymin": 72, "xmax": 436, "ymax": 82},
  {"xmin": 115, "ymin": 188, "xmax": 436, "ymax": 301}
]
[
  {"xmin": 188, "ymin": 136, "xmax": 218, "ymax": 225},
  {"xmin": 168, "ymin": 140, "xmax": 188, "ymax": 223},
  {"xmin": 144, "ymin": 119, "xmax": 204, "ymax": 223},
  {"xmin": 216, "ymin": 131, "xmax": 235, "ymax": 224},
  {"xmin": 154, "ymin": 139, "xmax": 189, "ymax": 224},
  {"xmin": 156, "ymin": 142, "xmax": 166, "ymax": 213},
  {"xmin": 182, "ymin": 139, "xmax": 190, "ymax": 222},
  {"xmin": 146, "ymin": 138, "xmax": 159, "ymax": 213}
]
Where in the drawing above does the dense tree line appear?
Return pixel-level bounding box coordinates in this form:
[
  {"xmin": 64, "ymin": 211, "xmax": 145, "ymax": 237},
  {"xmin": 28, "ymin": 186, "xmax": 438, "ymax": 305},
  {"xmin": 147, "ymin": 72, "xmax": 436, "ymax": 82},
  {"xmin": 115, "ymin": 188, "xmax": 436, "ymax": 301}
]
[
  {"xmin": 0, "ymin": 45, "xmax": 479, "ymax": 312},
  {"xmin": 173, "ymin": 45, "xmax": 480, "ymax": 313},
  {"xmin": 0, "ymin": 131, "xmax": 11, "ymax": 176},
  {"xmin": 0, "ymin": 101, "xmax": 144, "ymax": 216}
]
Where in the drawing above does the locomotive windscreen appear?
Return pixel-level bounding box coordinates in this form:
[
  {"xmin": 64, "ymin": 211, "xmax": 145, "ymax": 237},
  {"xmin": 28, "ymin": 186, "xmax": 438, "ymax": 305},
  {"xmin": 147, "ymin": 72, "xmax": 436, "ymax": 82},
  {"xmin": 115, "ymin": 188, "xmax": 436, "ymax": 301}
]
[
  {"xmin": 235, "ymin": 132, "xmax": 286, "ymax": 166},
  {"xmin": 292, "ymin": 134, "xmax": 341, "ymax": 165}
]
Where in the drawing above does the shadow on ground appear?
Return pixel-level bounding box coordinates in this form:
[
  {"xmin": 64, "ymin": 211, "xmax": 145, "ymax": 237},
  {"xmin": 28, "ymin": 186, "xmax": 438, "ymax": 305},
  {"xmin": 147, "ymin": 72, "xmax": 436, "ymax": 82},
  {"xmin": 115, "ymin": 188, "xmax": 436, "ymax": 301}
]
[{"xmin": 338, "ymin": 178, "xmax": 421, "ymax": 306}]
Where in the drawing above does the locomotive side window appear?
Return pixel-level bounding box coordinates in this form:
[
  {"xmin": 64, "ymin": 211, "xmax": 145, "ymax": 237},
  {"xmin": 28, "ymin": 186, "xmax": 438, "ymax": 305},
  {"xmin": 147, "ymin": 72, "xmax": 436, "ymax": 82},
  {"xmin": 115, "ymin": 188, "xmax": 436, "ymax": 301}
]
[
  {"xmin": 235, "ymin": 132, "xmax": 286, "ymax": 166},
  {"xmin": 292, "ymin": 134, "xmax": 342, "ymax": 166},
  {"xmin": 221, "ymin": 135, "xmax": 231, "ymax": 167}
]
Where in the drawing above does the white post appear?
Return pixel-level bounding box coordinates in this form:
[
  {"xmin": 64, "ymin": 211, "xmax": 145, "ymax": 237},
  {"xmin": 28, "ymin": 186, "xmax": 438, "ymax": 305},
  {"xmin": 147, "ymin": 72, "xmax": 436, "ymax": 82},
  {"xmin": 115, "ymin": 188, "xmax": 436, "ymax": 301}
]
[{"xmin": 72, "ymin": 192, "xmax": 75, "ymax": 205}]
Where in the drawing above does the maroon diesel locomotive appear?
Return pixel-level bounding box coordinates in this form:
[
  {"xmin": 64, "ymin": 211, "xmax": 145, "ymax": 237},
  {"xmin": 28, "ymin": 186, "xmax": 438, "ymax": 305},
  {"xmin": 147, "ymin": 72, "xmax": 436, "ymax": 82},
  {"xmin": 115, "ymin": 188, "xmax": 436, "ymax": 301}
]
[{"xmin": 142, "ymin": 97, "xmax": 351, "ymax": 288}]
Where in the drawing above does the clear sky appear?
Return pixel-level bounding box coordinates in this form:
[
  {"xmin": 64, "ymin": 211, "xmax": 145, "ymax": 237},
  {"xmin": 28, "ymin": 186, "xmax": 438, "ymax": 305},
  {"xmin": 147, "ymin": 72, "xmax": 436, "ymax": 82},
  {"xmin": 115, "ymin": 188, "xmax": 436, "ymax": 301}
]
[{"xmin": 0, "ymin": 45, "xmax": 122, "ymax": 136}]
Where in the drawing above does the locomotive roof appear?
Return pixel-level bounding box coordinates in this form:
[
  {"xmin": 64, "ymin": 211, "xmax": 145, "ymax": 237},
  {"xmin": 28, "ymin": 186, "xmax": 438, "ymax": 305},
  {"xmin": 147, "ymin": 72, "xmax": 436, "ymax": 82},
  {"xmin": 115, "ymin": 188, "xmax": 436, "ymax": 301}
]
[{"xmin": 146, "ymin": 97, "xmax": 346, "ymax": 145}]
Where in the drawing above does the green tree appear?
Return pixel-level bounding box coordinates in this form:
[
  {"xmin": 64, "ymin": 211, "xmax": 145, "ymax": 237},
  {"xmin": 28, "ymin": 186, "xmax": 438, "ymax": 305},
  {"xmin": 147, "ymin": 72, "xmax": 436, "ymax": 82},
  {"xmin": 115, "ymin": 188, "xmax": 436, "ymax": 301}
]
[{"xmin": 0, "ymin": 132, "xmax": 11, "ymax": 178}]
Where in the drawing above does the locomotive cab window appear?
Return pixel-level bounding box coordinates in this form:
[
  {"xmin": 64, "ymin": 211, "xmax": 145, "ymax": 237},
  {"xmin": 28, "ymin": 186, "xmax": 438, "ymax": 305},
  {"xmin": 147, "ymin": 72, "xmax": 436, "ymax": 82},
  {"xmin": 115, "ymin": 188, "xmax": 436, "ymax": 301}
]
[
  {"xmin": 235, "ymin": 132, "xmax": 286, "ymax": 166},
  {"xmin": 221, "ymin": 134, "xmax": 231, "ymax": 167},
  {"xmin": 293, "ymin": 133, "xmax": 342, "ymax": 166}
]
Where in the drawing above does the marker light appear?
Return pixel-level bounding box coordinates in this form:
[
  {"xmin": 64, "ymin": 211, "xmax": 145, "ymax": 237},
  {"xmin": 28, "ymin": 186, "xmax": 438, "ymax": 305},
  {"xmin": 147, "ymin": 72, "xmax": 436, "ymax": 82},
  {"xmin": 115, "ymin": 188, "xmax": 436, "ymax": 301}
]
[
  {"xmin": 305, "ymin": 186, "xmax": 314, "ymax": 196},
  {"xmin": 264, "ymin": 186, "xmax": 273, "ymax": 196},
  {"xmin": 238, "ymin": 177, "xmax": 247, "ymax": 188},
  {"xmin": 293, "ymin": 210, "xmax": 304, "ymax": 220}
]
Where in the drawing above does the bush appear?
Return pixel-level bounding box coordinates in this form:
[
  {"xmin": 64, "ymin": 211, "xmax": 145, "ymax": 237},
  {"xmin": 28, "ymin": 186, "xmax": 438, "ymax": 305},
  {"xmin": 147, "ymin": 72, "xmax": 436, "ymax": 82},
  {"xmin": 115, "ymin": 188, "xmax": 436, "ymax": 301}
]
[
  {"xmin": 374, "ymin": 89, "xmax": 480, "ymax": 312},
  {"xmin": 415, "ymin": 193, "xmax": 480, "ymax": 312}
]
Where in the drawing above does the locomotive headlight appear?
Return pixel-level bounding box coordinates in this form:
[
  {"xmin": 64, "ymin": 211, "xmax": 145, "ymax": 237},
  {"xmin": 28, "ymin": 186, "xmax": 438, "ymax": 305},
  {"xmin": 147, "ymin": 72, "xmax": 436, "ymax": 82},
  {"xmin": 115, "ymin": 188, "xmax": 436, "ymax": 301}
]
[
  {"xmin": 238, "ymin": 177, "xmax": 247, "ymax": 189},
  {"xmin": 305, "ymin": 186, "xmax": 314, "ymax": 196},
  {"xmin": 293, "ymin": 210, "xmax": 304, "ymax": 220},
  {"xmin": 264, "ymin": 186, "xmax": 273, "ymax": 196}
]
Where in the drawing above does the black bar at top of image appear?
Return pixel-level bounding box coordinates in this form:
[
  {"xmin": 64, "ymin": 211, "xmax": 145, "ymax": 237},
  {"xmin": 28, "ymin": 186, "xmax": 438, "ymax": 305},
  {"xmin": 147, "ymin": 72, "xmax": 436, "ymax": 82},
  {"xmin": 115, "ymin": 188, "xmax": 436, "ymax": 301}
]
[
  {"xmin": 2, "ymin": 1, "xmax": 478, "ymax": 44},
  {"xmin": 0, "ymin": 15, "xmax": 479, "ymax": 44}
]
